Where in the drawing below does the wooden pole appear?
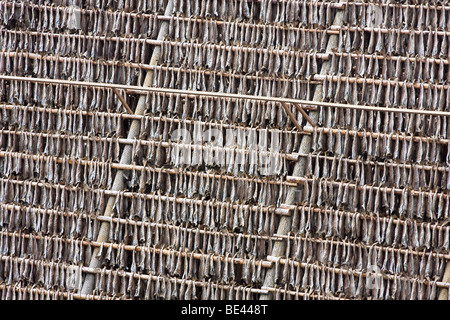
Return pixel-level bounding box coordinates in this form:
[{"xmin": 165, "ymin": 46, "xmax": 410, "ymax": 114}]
[
  {"xmin": 79, "ymin": 0, "xmax": 175, "ymax": 295},
  {"xmin": 259, "ymin": 1, "xmax": 346, "ymax": 300}
]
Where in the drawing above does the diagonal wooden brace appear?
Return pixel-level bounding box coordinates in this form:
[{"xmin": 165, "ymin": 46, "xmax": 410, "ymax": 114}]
[
  {"xmin": 112, "ymin": 87, "xmax": 134, "ymax": 115},
  {"xmin": 280, "ymin": 102, "xmax": 303, "ymax": 132},
  {"xmin": 293, "ymin": 102, "xmax": 317, "ymax": 127}
]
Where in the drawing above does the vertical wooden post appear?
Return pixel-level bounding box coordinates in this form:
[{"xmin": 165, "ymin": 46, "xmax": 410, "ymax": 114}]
[{"xmin": 80, "ymin": 0, "xmax": 175, "ymax": 295}]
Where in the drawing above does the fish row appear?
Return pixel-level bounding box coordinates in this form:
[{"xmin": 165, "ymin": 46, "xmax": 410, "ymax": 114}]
[
  {"xmin": 0, "ymin": 131, "xmax": 122, "ymax": 164},
  {"xmin": 311, "ymin": 126, "xmax": 450, "ymax": 163},
  {"xmin": 0, "ymin": 103, "xmax": 125, "ymax": 136},
  {"xmin": 329, "ymin": 51, "xmax": 449, "ymax": 84},
  {"xmin": 292, "ymin": 204, "xmax": 450, "ymax": 249},
  {"xmin": 0, "ymin": 178, "xmax": 282, "ymax": 234},
  {"xmin": 160, "ymin": 40, "xmax": 323, "ymax": 78},
  {"xmin": 0, "ymin": 77, "xmax": 308, "ymax": 130},
  {"xmin": 0, "ymin": 29, "xmax": 154, "ymax": 64},
  {"xmin": 338, "ymin": 27, "xmax": 450, "ymax": 58},
  {"xmin": 1, "ymin": 1, "xmax": 163, "ymax": 37},
  {"xmin": 270, "ymin": 258, "xmax": 440, "ymax": 300},
  {"xmin": 342, "ymin": 0, "xmax": 450, "ymax": 30},
  {"xmin": 0, "ymin": 256, "xmax": 85, "ymax": 292},
  {"xmin": 0, "ymin": 128, "xmax": 291, "ymax": 177},
  {"xmin": 0, "ymin": 150, "xmax": 290, "ymax": 205},
  {"xmin": 168, "ymin": 17, "xmax": 329, "ymax": 50},
  {"xmin": 11, "ymin": 0, "xmax": 339, "ymax": 26},
  {"xmin": 317, "ymin": 107, "xmax": 450, "ymax": 141},
  {"xmin": 0, "ymin": 53, "xmax": 145, "ymax": 86},
  {"xmin": 0, "ymin": 208, "xmax": 274, "ymax": 260},
  {"xmin": 0, "ymin": 102, "xmax": 301, "ymax": 154},
  {"xmin": 286, "ymin": 235, "xmax": 446, "ymax": 280},
  {"xmin": 302, "ymin": 176, "xmax": 450, "ymax": 221},
  {"xmin": 306, "ymin": 152, "xmax": 450, "ymax": 190}
]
